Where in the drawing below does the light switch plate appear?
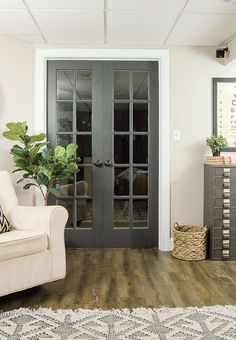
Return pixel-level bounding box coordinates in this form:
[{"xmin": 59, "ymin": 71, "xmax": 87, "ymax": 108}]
[{"xmin": 174, "ymin": 129, "xmax": 181, "ymax": 141}]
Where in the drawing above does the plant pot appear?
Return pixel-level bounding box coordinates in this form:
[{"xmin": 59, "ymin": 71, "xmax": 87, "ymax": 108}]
[{"xmin": 212, "ymin": 150, "xmax": 220, "ymax": 156}]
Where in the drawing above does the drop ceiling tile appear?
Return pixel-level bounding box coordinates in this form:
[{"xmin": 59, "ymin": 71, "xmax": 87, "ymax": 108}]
[
  {"xmin": 26, "ymin": 0, "xmax": 104, "ymax": 10},
  {"xmin": 169, "ymin": 13, "xmax": 236, "ymax": 40},
  {"xmin": 108, "ymin": 11, "xmax": 178, "ymax": 38},
  {"xmin": 0, "ymin": 0, "xmax": 24, "ymax": 9},
  {"xmin": 10, "ymin": 34, "xmax": 45, "ymax": 43},
  {"xmin": 0, "ymin": 10, "xmax": 39, "ymax": 34},
  {"xmin": 45, "ymin": 35, "xmax": 104, "ymax": 44},
  {"xmin": 108, "ymin": 0, "xmax": 187, "ymax": 12},
  {"xmin": 32, "ymin": 10, "xmax": 104, "ymax": 35},
  {"xmin": 107, "ymin": 35, "xmax": 165, "ymax": 45},
  {"xmin": 166, "ymin": 36, "xmax": 222, "ymax": 46},
  {"xmin": 185, "ymin": 0, "xmax": 236, "ymax": 14}
]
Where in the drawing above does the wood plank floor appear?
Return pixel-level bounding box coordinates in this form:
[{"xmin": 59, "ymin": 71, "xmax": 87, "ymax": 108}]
[{"xmin": 1, "ymin": 248, "xmax": 236, "ymax": 312}]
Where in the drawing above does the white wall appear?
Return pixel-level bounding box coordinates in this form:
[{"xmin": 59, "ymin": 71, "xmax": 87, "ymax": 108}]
[
  {"xmin": 1, "ymin": 37, "xmax": 236, "ymax": 228},
  {"xmin": 170, "ymin": 46, "xmax": 236, "ymax": 227},
  {"xmin": 0, "ymin": 36, "xmax": 34, "ymax": 205}
]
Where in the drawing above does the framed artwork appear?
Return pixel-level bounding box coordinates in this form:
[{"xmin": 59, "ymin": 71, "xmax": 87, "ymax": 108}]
[{"xmin": 213, "ymin": 78, "xmax": 236, "ymax": 151}]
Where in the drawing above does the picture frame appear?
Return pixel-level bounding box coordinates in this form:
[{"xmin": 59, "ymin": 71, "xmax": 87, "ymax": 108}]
[{"xmin": 213, "ymin": 77, "xmax": 236, "ymax": 151}]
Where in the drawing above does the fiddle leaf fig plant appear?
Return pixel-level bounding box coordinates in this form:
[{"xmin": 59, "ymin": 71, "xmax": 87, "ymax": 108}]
[
  {"xmin": 206, "ymin": 135, "xmax": 228, "ymax": 156},
  {"xmin": 3, "ymin": 122, "xmax": 80, "ymax": 205}
]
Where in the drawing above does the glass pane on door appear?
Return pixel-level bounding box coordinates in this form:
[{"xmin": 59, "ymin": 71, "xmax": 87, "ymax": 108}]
[
  {"xmin": 114, "ymin": 167, "xmax": 130, "ymax": 196},
  {"xmin": 114, "ymin": 135, "xmax": 129, "ymax": 164},
  {"xmin": 133, "ymin": 199, "xmax": 148, "ymax": 228},
  {"xmin": 76, "ymin": 102, "xmax": 92, "ymax": 131},
  {"xmin": 114, "ymin": 103, "xmax": 129, "ymax": 132},
  {"xmin": 76, "ymin": 198, "xmax": 92, "ymax": 228},
  {"xmin": 57, "ymin": 102, "xmax": 73, "ymax": 132},
  {"xmin": 133, "ymin": 71, "xmax": 148, "ymax": 100},
  {"xmin": 114, "ymin": 199, "xmax": 130, "ymax": 228},
  {"xmin": 57, "ymin": 70, "xmax": 74, "ymax": 100},
  {"xmin": 76, "ymin": 167, "xmax": 92, "ymax": 196},
  {"xmin": 114, "ymin": 71, "xmax": 129, "ymax": 100},
  {"xmin": 76, "ymin": 70, "xmax": 92, "ymax": 100},
  {"xmin": 76, "ymin": 135, "xmax": 92, "ymax": 164}
]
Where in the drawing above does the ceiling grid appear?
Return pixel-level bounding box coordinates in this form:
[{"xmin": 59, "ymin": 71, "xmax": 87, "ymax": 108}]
[{"xmin": 0, "ymin": 0, "xmax": 235, "ymax": 46}]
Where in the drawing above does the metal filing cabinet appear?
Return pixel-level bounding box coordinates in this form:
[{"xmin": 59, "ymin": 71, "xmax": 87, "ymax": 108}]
[{"xmin": 204, "ymin": 164, "xmax": 236, "ymax": 260}]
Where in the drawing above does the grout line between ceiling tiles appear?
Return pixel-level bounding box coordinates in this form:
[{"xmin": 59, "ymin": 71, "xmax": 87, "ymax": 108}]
[
  {"xmin": 163, "ymin": 0, "xmax": 191, "ymax": 45},
  {"xmin": 104, "ymin": 0, "xmax": 108, "ymax": 44},
  {"xmin": 22, "ymin": 0, "xmax": 47, "ymax": 43}
]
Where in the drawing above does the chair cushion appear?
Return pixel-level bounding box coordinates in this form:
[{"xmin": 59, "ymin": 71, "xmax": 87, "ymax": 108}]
[{"xmin": 0, "ymin": 230, "xmax": 48, "ymax": 262}]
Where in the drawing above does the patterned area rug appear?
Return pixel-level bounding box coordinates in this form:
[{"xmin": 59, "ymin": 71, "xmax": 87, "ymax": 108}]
[{"xmin": 0, "ymin": 306, "xmax": 236, "ymax": 339}]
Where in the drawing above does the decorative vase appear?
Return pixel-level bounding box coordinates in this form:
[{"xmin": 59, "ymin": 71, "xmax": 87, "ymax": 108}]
[{"xmin": 212, "ymin": 150, "xmax": 220, "ymax": 156}]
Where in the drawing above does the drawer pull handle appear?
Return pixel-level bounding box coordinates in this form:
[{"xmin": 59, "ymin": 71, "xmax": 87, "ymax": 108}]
[
  {"xmin": 223, "ymin": 203, "xmax": 230, "ymax": 208},
  {"xmin": 223, "ymin": 183, "xmax": 230, "ymax": 188},
  {"xmin": 223, "ymin": 244, "xmax": 230, "ymax": 249}
]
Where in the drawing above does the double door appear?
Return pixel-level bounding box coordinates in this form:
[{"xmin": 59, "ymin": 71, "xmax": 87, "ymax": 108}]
[{"xmin": 47, "ymin": 60, "xmax": 158, "ymax": 247}]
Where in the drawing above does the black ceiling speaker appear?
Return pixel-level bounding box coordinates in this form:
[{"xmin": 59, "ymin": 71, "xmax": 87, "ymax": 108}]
[{"xmin": 216, "ymin": 47, "xmax": 229, "ymax": 59}]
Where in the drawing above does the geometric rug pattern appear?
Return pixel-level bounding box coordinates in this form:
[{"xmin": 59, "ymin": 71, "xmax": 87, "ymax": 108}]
[{"xmin": 0, "ymin": 306, "xmax": 236, "ymax": 339}]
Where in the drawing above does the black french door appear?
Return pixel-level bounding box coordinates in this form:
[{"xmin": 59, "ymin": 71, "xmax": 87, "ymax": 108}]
[{"xmin": 47, "ymin": 60, "xmax": 158, "ymax": 248}]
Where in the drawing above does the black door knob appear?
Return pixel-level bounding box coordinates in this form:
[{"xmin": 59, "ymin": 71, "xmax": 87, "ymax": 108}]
[
  {"xmin": 94, "ymin": 160, "xmax": 103, "ymax": 167},
  {"xmin": 104, "ymin": 160, "xmax": 112, "ymax": 167}
]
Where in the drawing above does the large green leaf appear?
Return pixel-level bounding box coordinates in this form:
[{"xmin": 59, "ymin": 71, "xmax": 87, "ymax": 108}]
[
  {"xmin": 6, "ymin": 121, "xmax": 27, "ymax": 134},
  {"xmin": 67, "ymin": 162, "xmax": 78, "ymax": 173},
  {"xmin": 2, "ymin": 131, "xmax": 23, "ymax": 142},
  {"xmin": 12, "ymin": 168, "xmax": 23, "ymax": 173},
  {"xmin": 38, "ymin": 166, "xmax": 53, "ymax": 180},
  {"xmin": 41, "ymin": 149, "xmax": 53, "ymax": 162},
  {"xmin": 36, "ymin": 173, "xmax": 48, "ymax": 186},
  {"xmin": 66, "ymin": 143, "xmax": 78, "ymax": 158},
  {"xmin": 14, "ymin": 158, "xmax": 29, "ymax": 168},
  {"xmin": 30, "ymin": 133, "xmax": 46, "ymax": 143},
  {"xmin": 54, "ymin": 145, "xmax": 66, "ymax": 159},
  {"xmin": 29, "ymin": 143, "xmax": 47, "ymax": 158},
  {"xmin": 10, "ymin": 146, "xmax": 28, "ymax": 157},
  {"xmin": 23, "ymin": 183, "xmax": 38, "ymax": 190},
  {"xmin": 17, "ymin": 178, "xmax": 25, "ymax": 184}
]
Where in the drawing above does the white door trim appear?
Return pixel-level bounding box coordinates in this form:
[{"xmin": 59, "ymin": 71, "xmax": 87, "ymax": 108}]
[{"xmin": 34, "ymin": 48, "xmax": 171, "ymax": 251}]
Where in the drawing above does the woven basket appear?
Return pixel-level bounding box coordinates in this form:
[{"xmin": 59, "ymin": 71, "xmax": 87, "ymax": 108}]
[{"xmin": 172, "ymin": 223, "xmax": 208, "ymax": 261}]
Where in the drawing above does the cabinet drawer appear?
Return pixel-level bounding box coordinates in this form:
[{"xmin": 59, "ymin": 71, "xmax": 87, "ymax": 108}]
[
  {"xmin": 213, "ymin": 198, "xmax": 236, "ymax": 208},
  {"xmin": 214, "ymin": 208, "xmax": 236, "ymax": 219},
  {"xmin": 214, "ymin": 228, "xmax": 236, "ymax": 238},
  {"xmin": 214, "ymin": 219, "xmax": 236, "ymax": 228},
  {"xmin": 214, "ymin": 188, "xmax": 236, "ymax": 198},
  {"xmin": 214, "ymin": 177, "xmax": 236, "ymax": 187},
  {"xmin": 214, "ymin": 239, "xmax": 230, "ymax": 248},
  {"xmin": 213, "ymin": 247, "xmax": 236, "ymax": 259},
  {"xmin": 215, "ymin": 168, "xmax": 236, "ymax": 177}
]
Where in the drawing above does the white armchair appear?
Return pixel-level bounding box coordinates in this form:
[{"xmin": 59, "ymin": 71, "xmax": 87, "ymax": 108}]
[{"xmin": 0, "ymin": 170, "xmax": 68, "ymax": 297}]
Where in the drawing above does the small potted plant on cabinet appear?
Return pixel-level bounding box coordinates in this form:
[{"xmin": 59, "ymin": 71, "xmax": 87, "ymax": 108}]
[{"xmin": 206, "ymin": 135, "xmax": 228, "ymax": 156}]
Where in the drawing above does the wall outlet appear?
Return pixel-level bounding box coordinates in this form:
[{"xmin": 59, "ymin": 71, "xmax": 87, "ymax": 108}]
[{"xmin": 174, "ymin": 129, "xmax": 181, "ymax": 141}]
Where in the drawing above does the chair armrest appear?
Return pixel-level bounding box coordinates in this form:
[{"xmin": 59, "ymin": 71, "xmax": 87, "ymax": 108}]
[{"xmin": 9, "ymin": 205, "xmax": 68, "ymax": 250}]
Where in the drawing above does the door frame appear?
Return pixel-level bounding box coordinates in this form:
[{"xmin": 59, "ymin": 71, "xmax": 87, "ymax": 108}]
[{"xmin": 34, "ymin": 48, "xmax": 171, "ymax": 251}]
